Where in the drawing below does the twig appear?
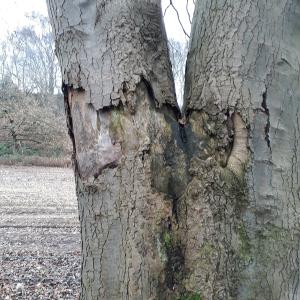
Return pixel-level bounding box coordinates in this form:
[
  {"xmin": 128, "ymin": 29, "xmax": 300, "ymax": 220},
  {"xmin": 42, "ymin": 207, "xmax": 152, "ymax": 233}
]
[
  {"xmin": 164, "ymin": 2, "xmax": 171, "ymax": 16},
  {"xmin": 169, "ymin": 1, "xmax": 190, "ymax": 38},
  {"xmin": 186, "ymin": 0, "xmax": 192, "ymax": 25}
]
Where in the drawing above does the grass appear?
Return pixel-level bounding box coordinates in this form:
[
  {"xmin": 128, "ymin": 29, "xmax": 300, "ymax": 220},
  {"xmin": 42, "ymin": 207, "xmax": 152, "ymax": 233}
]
[
  {"xmin": 0, "ymin": 154, "xmax": 71, "ymax": 168},
  {"xmin": 0, "ymin": 143, "xmax": 71, "ymax": 168}
]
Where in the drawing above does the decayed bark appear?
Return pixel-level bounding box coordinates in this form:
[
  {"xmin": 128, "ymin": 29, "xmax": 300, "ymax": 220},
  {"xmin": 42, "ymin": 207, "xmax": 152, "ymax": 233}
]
[{"xmin": 183, "ymin": 0, "xmax": 300, "ymax": 299}]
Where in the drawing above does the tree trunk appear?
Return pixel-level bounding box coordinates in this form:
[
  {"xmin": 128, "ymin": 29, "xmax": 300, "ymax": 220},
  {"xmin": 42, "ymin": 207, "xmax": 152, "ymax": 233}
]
[
  {"xmin": 47, "ymin": 0, "xmax": 300, "ymax": 299},
  {"xmin": 183, "ymin": 0, "xmax": 300, "ymax": 299},
  {"xmin": 47, "ymin": 0, "xmax": 185, "ymax": 299}
]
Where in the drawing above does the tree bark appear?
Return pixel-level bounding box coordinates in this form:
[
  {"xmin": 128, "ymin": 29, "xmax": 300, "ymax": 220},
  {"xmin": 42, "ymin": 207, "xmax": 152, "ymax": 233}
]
[
  {"xmin": 47, "ymin": 0, "xmax": 186, "ymax": 299},
  {"xmin": 47, "ymin": 0, "xmax": 300, "ymax": 299},
  {"xmin": 183, "ymin": 0, "xmax": 300, "ymax": 299}
]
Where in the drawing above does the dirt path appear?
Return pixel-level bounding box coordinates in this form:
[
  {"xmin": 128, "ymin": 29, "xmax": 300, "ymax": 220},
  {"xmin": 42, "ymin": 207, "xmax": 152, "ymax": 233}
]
[{"xmin": 0, "ymin": 166, "xmax": 80, "ymax": 299}]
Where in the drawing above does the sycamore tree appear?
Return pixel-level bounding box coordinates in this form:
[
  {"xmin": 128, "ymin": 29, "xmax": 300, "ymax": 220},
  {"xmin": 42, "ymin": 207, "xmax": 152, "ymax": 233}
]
[{"xmin": 47, "ymin": 0, "xmax": 300, "ymax": 299}]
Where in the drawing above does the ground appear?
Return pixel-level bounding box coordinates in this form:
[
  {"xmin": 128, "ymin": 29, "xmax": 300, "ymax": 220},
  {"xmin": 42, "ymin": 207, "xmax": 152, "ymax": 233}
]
[{"xmin": 0, "ymin": 166, "xmax": 80, "ymax": 299}]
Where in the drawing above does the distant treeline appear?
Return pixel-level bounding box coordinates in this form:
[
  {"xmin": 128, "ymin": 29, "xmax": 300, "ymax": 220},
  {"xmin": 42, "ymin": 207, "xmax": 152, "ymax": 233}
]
[{"xmin": 0, "ymin": 14, "xmax": 71, "ymax": 167}]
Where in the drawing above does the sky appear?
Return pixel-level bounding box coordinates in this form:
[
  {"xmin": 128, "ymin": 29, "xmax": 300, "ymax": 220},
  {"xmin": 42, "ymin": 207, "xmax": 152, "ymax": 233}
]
[
  {"xmin": 0, "ymin": 0, "xmax": 48, "ymax": 39},
  {"xmin": 162, "ymin": 0, "xmax": 194, "ymax": 42},
  {"xmin": 0, "ymin": 0, "xmax": 193, "ymax": 42}
]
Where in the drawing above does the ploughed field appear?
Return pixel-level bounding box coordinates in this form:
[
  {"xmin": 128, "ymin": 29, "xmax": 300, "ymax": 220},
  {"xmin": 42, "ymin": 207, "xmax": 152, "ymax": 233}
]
[{"xmin": 0, "ymin": 166, "xmax": 80, "ymax": 299}]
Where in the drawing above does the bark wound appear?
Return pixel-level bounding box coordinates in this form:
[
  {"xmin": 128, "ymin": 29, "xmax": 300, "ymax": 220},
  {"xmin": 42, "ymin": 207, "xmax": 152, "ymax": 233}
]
[
  {"xmin": 67, "ymin": 86, "xmax": 122, "ymax": 180},
  {"xmin": 227, "ymin": 113, "xmax": 248, "ymax": 174}
]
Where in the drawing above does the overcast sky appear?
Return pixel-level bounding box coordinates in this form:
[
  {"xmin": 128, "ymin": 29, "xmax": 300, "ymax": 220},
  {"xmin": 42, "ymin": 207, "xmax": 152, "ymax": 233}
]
[
  {"xmin": 0, "ymin": 0, "xmax": 193, "ymax": 42},
  {"xmin": 0, "ymin": 0, "xmax": 48, "ymax": 39}
]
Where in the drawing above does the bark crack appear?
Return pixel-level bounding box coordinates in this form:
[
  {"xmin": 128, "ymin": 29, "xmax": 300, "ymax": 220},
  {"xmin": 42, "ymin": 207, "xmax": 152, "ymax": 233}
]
[
  {"xmin": 62, "ymin": 83, "xmax": 79, "ymax": 174},
  {"xmin": 261, "ymin": 88, "xmax": 271, "ymax": 151}
]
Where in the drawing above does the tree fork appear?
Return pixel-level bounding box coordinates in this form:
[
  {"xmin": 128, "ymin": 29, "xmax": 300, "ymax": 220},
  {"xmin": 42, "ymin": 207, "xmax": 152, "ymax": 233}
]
[{"xmin": 48, "ymin": 0, "xmax": 300, "ymax": 299}]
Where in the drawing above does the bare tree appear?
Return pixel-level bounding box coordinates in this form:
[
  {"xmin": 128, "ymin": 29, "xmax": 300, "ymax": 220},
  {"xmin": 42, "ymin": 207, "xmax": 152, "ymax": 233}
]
[
  {"xmin": 47, "ymin": 0, "xmax": 300, "ymax": 299},
  {"xmin": 168, "ymin": 39, "xmax": 188, "ymax": 107},
  {"xmin": 0, "ymin": 89, "xmax": 69, "ymax": 156},
  {"xmin": 3, "ymin": 14, "xmax": 60, "ymax": 97},
  {"xmin": 0, "ymin": 14, "xmax": 68, "ymax": 161}
]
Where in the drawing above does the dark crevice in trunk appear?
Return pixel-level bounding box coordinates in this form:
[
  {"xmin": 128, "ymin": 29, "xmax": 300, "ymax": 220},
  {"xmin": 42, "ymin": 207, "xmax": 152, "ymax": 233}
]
[
  {"xmin": 223, "ymin": 109, "xmax": 235, "ymax": 168},
  {"xmin": 179, "ymin": 122, "xmax": 188, "ymax": 144},
  {"xmin": 160, "ymin": 217, "xmax": 185, "ymax": 295},
  {"xmin": 141, "ymin": 76, "xmax": 182, "ymax": 120},
  {"xmin": 261, "ymin": 88, "xmax": 271, "ymax": 150},
  {"xmin": 172, "ymin": 197, "xmax": 180, "ymax": 224},
  {"xmin": 151, "ymin": 98, "xmax": 191, "ymax": 297},
  {"xmin": 62, "ymin": 83, "xmax": 79, "ymax": 174},
  {"xmin": 165, "ymin": 244, "xmax": 185, "ymax": 291},
  {"xmin": 140, "ymin": 76, "xmax": 157, "ymax": 106}
]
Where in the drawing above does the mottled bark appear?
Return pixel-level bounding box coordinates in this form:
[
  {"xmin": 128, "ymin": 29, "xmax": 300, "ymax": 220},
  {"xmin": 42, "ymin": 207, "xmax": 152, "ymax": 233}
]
[{"xmin": 183, "ymin": 0, "xmax": 300, "ymax": 299}]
